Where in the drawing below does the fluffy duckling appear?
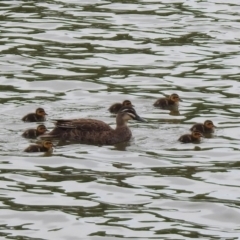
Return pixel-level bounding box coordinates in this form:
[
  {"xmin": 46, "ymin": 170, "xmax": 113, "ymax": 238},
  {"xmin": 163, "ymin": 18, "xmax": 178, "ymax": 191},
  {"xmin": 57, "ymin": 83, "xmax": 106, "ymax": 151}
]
[
  {"xmin": 22, "ymin": 108, "xmax": 48, "ymax": 122},
  {"xmin": 108, "ymin": 100, "xmax": 134, "ymax": 114},
  {"xmin": 190, "ymin": 120, "xmax": 216, "ymax": 134},
  {"xmin": 41, "ymin": 107, "xmax": 147, "ymax": 145},
  {"xmin": 178, "ymin": 130, "xmax": 203, "ymax": 143},
  {"xmin": 24, "ymin": 140, "xmax": 53, "ymax": 153},
  {"xmin": 153, "ymin": 93, "xmax": 182, "ymax": 109},
  {"xmin": 22, "ymin": 124, "xmax": 48, "ymax": 138}
]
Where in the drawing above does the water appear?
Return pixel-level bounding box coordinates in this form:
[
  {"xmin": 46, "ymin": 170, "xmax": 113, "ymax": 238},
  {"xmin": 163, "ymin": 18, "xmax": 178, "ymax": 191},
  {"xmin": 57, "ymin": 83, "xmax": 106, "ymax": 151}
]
[{"xmin": 0, "ymin": 0, "xmax": 240, "ymax": 239}]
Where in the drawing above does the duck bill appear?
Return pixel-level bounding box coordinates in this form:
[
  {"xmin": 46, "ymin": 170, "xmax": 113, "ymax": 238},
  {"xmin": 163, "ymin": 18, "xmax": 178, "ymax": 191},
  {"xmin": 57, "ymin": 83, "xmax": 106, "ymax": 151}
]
[
  {"xmin": 179, "ymin": 98, "xmax": 183, "ymax": 102},
  {"xmin": 44, "ymin": 113, "xmax": 48, "ymax": 115},
  {"xmin": 135, "ymin": 114, "xmax": 148, "ymax": 122},
  {"xmin": 213, "ymin": 125, "xmax": 217, "ymax": 128}
]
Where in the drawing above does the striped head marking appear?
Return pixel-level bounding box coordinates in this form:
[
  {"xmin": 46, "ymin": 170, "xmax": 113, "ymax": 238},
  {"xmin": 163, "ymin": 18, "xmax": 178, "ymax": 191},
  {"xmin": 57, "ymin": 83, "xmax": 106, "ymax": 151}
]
[
  {"xmin": 43, "ymin": 140, "xmax": 53, "ymax": 149},
  {"xmin": 169, "ymin": 94, "xmax": 182, "ymax": 102},
  {"xmin": 119, "ymin": 107, "xmax": 147, "ymax": 122},
  {"xmin": 192, "ymin": 130, "xmax": 203, "ymax": 139},
  {"xmin": 122, "ymin": 100, "xmax": 134, "ymax": 107},
  {"xmin": 204, "ymin": 120, "xmax": 216, "ymax": 129},
  {"xmin": 37, "ymin": 125, "xmax": 48, "ymax": 133},
  {"xmin": 36, "ymin": 108, "xmax": 48, "ymax": 116}
]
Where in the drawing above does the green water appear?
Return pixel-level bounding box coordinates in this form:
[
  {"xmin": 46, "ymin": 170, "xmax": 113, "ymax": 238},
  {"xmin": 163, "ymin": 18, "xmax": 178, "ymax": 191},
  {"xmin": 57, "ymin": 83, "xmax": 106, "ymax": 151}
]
[{"xmin": 0, "ymin": 0, "xmax": 240, "ymax": 239}]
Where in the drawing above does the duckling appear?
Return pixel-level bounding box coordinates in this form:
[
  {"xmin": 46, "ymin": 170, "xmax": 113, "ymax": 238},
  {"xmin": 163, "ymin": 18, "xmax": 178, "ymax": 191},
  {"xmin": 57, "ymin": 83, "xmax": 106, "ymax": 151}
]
[
  {"xmin": 153, "ymin": 93, "xmax": 182, "ymax": 109},
  {"xmin": 41, "ymin": 107, "xmax": 146, "ymax": 145},
  {"xmin": 178, "ymin": 130, "xmax": 203, "ymax": 143},
  {"xmin": 24, "ymin": 140, "xmax": 53, "ymax": 152},
  {"xmin": 190, "ymin": 120, "xmax": 216, "ymax": 134},
  {"xmin": 108, "ymin": 100, "xmax": 134, "ymax": 114},
  {"xmin": 22, "ymin": 108, "xmax": 48, "ymax": 122},
  {"xmin": 22, "ymin": 124, "xmax": 48, "ymax": 138}
]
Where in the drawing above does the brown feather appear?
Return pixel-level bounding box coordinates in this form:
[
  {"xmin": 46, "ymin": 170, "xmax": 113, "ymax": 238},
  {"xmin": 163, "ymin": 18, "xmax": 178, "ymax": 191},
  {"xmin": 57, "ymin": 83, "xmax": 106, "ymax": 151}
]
[
  {"xmin": 108, "ymin": 103, "xmax": 123, "ymax": 114},
  {"xmin": 41, "ymin": 107, "xmax": 145, "ymax": 145},
  {"xmin": 190, "ymin": 123, "xmax": 214, "ymax": 134},
  {"xmin": 178, "ymin": 131, "xmax": 202, "ymax": 143},
  {"xmin": 24, "ymin": 141, "xmax": 53, "ymax": 152},
  {"xmin": 153, "ymin": 94, "xmax": 181, "ymax": 109}
]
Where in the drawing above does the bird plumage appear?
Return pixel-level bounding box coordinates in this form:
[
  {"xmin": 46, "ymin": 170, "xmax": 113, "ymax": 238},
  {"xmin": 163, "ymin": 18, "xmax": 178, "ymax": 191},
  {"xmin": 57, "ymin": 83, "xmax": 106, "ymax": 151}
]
[
  {"xmin": 108, "ymin": 100, "xmax": 134, "ymax": 114},
  {"xmin": 41, "ymin": 107, "xmax": 146, "ymax": 145},
  {"xmin": 22, "ymin": 108, "xmax": 48, "ymax": 122}
]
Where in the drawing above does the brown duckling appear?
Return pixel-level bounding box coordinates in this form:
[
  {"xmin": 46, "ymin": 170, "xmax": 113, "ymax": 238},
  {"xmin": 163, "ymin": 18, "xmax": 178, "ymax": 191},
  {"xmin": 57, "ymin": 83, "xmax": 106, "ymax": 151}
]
[
  {"xmin": 24, "ymin": 140, "xmax": 53, "ymax": 153},
  {"xmin": 190, "ymin": 120, "xmax": 216, "ymax": 134},
  {"xmin": 178, "ymin": 130, "xmax": 203, "ymax": 143},
  {"xmin": 41, "ymin": 106, "xmax": 147, "ymax": 145},
  {"xmin": 22, "ymin": 108, "xmax": 48, "ymax": 122},
  {"xmin": 153, "ymin": 93, "xmax": 182, "ymax": 109},
  {"xmin": 22, "ymin": 124, "xmax": 48, "ymax": 138},
  {"xmin": 108, "ymin": 100, "xmax": 134, "ymax": 114}
]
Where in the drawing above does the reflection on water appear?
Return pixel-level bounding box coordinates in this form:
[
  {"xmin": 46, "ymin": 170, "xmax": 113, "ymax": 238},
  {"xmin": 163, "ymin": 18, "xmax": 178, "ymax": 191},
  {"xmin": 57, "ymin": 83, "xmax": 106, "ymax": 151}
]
[{"xmin": 1, "ymin": 0, "xmax": 240, "ymax": 239}]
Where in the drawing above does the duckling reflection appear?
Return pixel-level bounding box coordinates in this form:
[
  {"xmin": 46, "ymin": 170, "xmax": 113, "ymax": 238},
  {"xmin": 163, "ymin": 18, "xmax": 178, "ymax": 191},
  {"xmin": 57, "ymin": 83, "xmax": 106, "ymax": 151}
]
[
  {"xmin": 22, "ymin": 108, "xmax": 48, "ymax": 122},
  {"xmin": 169, "ymin": 109, "xmax": 180, "ymax": 116},
  {"xmin": 108, "ymin": 100, "xmax": 134, "ymax": 114},
  {"xmin": 22, "ymin": 124, "xmax": 48, "ymax": 138},
  {"xmin": 24, "ymin": 140, "xmax": 54, "ymax": 152},
  {"xmin": 153, "ymin": 93, "xmax": 182, "ymax": 110},
  {"xmin": 178, "ymin": 130, "xmax": 203, "ymax": 143},
  {"xmin": 41, "ymin": 107, "xmax": 147, "ymax": 145}
]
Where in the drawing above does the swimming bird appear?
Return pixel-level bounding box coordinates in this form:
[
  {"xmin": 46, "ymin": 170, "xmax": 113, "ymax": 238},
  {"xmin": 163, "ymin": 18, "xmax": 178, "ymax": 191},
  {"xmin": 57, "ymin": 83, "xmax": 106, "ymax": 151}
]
[
  {"xmin": 22, "ymin": 108, "xmax": 48, "ymax": 122},
  {"xmin": 24, "ymin": 140, "xmax": 53, "ymax": 152},
  {"xmin": 190, "ymin": 120, "xmax": 216, "ymax": 134},
  {"xmin": 41, "ymin": 107, "xmax": 146, "ymax": 145},
  {"xmin": 178, "ymin": 130, "xmax": 203, "ymax": 143},
  {"xmin": 153, "ymin": 93, "xmax": 182, "ymax": 109},
  {"xmin": 108, "ymin": 100, "xmax": 134, "ymax": 114},
  {"xmin": 22, "ymin": 124, "xmax": 48, "ymax": 138}
]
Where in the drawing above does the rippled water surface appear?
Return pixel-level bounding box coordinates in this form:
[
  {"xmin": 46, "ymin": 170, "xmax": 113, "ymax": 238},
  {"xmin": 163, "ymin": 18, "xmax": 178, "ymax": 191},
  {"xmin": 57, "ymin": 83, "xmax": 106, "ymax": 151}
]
[{"xmin": 1, "ymin": 0, "xmax": 240, "ymax": 239}]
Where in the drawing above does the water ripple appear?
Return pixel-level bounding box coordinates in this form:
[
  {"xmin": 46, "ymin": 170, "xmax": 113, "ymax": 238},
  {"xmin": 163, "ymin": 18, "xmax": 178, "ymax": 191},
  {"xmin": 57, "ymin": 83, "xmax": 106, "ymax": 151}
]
[{"xmin": 0, "ymin": 0, "xmax": 240, "ymax": 239}]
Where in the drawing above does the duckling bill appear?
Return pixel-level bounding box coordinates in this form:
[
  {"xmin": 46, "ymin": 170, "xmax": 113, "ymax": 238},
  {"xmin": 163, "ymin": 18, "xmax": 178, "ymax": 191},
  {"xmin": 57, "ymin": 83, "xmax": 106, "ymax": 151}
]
[
  {"xmin": 22, "ymin": 108, "xmax": 47, "ymax": 122},
  {"xmin": 22, "ymin": 124, "xmax": 48, "ymax": 138},
  {"xmin": 108, "ymin": 100, "xmax": 134, "ymax": 114},
  {"xmin": 153, "ymin": 93, "xmax": 182, "ymax": 109},
  {"xmin": 190, "ymin": 120, "xmax": 216, "ymax": 134},
  {"xmin": 41, "ymin": 107, "xmax": 147, "ymax": 145},
  {"xmin": 24, "ymin": 140, "xmax": 53, "ymax": 153},
  {"xmin": 178, "ymin": 130, "xmax": 203, "ymax": 143}
]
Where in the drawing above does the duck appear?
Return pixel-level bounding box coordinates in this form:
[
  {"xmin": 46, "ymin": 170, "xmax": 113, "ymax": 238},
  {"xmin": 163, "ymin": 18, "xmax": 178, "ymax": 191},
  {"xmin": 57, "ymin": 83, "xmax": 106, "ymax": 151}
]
[
  {"xmin": 22, "ymin": 108, "xmax": 48, "ymax": 122},
  {"xmin": 22, "ymin": 124, "xmax": 48, "ymax": 138},
  {"xmin": 108, "ymin": 100, "xmax": 134, "ymax": 114},
  {"xmin": 190, "ymin": 120, "xmax": 216, "ymax": 134},
  {"xmin": 41, "ymin": 106, "xmax": 147, "ymax": 145},
  {"xmin": 24, "ymin": 140, "xmax": 54, "ymax": 153},
  {"xmin": 178, "ymin": 130, "xmax": 203, "ymax": 143},
  {"xmin": 153, "ymin": 93, "xmax": 182, "ymax": 109}
]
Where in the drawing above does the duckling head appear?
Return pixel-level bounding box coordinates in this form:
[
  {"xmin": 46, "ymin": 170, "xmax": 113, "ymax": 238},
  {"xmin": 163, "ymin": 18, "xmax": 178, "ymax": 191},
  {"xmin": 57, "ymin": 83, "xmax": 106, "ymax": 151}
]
[
  {"xmin": 36, "ymin": 108, "xmax": 48, "ymax": 116},
  {"xmin": 169, "ymin": 93, "xmax": 182, "ymax": 102},
  {"xmin": 37, "ymin": 125, "xmax": 48, "ymax": 134},
  {"xmin": 42, "ymin": 140, "xmax": 54, "ymax": 150},
  {"xmin": 192, "ymin": 130, "xmax": 203, "ymax": 140},
  {"xmin": 122, "ymin": 100, "xmax": 134, "ymax": 107},
  {"xmin": 119, "ymin": 107, "xmax": 147, "ymax": 123},
  {"xmin": 204, "ymin": 120, "xmax": 216, "ymax": 129}
]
